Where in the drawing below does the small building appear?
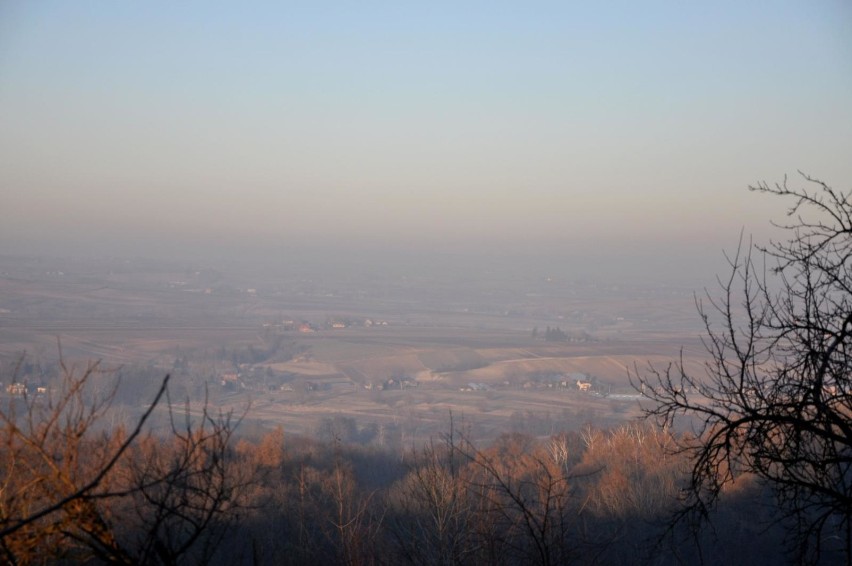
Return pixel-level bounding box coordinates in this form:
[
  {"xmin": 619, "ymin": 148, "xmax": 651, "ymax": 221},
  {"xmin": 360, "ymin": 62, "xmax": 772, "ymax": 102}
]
[
  {"xmin": 7, "ymin": 383, "xmax": 26, "ymax": 395},
  {"xmin": 221, "ymin": 373, "xmax": 241, "ymax": 390}
]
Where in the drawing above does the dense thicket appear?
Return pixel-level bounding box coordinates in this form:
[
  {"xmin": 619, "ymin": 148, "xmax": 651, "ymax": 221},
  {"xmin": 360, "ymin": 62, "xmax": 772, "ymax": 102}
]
[{"xmin": 0, "ymin": 364, "xmax": 796, "ymax": 565}]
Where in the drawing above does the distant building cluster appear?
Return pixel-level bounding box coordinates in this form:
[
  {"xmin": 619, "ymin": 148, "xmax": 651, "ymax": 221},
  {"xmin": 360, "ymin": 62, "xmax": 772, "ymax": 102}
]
[
  {"xmin": 261, "ymin": 317, "xmax": 391, "ymax": 334},
  {"xmin": 5, "ymin": 382, "xmax": 48, "ymax": 396}
]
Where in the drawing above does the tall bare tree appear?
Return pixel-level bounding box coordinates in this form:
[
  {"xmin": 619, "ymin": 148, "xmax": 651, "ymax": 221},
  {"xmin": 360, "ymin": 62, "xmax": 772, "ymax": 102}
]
[
  {"xmin": 118, "ymin": 396, "xmax": 251, "ymax": 565},
  {"xmin": 634, "ymin": 174, "xmax": 852, "ymax": 564},
  {"xmin": 389, "ymin": 421, "xmax": 475, "ymax": 566},
  {"xmin": 0, "ymin": 357, "xmax": 249, "ymax": 564},
  {"xmin": 462, "ymin": 432, "xmax": 578, "ymax": 566}
]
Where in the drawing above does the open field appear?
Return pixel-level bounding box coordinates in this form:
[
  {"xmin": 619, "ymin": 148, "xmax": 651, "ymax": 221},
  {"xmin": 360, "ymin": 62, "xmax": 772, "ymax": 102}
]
[
  {"xmin": 0, "ymin": 254, "xmax": 711, "ymax": 442},
  {"xmin": 235, "ymin": 387, "xmax": 636, "ymax": 441}
]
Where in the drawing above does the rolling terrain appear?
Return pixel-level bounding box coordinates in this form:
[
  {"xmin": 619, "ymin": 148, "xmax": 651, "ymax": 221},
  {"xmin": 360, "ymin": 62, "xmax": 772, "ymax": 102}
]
[{"xmin": 0, "ymin": 254, "xmax": 710, "ymax": 442}]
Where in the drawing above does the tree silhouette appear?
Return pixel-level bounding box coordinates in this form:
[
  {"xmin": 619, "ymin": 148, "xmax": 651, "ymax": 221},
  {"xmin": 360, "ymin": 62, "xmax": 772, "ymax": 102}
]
[
  {"xmin": 634, "ymin": 174, "xmax": 852, "ymax": 564},
  {"xmin": 0, "ymin": 357, "xmax": 248, "ymax": 564}
]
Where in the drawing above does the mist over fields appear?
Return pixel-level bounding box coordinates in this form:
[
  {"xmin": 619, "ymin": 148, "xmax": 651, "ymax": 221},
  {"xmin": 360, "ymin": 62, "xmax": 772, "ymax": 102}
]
[
  {"xmin": 0, "ymin": 0, "xmax": 847, "ymax": 478},
  {"xmin": 0, "ymin": 0, "xmax": 846, "ymax": 444},
  {"xmin": 0, "ymin": 249, "xmax": 711, "ymax": 442},
  {"xmin": 1, "ymin": 3, "xmax": 852, "ymax": 563}
]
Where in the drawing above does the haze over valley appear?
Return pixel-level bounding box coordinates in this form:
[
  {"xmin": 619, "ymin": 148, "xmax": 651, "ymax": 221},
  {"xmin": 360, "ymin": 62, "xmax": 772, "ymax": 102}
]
[
  {"xmin": 0, "ymin": 252, "xmax": 709, "ymax": 442},
  {"xmin": 0, "ymin": 0, "xmax": 849, "ymax": 461},
  {"xmin": 2, "ymin": 3, "xmax": 852, "ymax": 563}
]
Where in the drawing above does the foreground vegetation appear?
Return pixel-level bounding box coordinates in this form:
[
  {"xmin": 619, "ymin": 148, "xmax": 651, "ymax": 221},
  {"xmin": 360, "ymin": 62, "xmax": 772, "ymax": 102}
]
[
  {"xmin": 0, "ymin": 363, "xmax": 811, "ymax": 565},
  {"xmin": 4, "ymin": 175, "xmax": 851, "ymax": 565}
]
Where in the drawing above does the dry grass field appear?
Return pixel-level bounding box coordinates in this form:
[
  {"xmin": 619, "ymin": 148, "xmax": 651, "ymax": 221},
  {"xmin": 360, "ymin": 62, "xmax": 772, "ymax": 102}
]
[{"xmin": 0, "ymin": 255, "xmax": 711, "ymax": 442}]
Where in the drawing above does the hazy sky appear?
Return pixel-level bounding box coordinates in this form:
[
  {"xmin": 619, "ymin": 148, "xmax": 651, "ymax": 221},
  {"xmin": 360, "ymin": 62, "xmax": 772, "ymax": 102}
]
[{"xmin": 1, "ymin": 2, "xmax": 851, "ymax": 280}]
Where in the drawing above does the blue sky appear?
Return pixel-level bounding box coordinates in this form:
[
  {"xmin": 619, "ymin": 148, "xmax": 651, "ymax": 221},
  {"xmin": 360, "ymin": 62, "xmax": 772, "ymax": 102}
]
[{"xmin": 1, "ymin": 1, "xmax": 851, "ymax": 279}]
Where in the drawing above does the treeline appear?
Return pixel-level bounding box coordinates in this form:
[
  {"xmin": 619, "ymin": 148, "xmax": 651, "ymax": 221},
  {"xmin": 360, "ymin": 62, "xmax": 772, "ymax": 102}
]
[
  {"xmin": 531, "ymin": 326, "xmax": 588, "ymax": 343},
  {"xmin": 232, "ymin": 424, "xmax": 787, "ymax": 566},
  {"xmin": 0, "ymin": 369, "xmax": 802, "ymax": 565}
]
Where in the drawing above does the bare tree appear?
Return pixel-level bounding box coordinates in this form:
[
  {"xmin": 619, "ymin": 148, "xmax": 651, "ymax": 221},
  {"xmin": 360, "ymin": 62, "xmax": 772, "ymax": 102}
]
[
  {"xmin": 118, "ymin": 395, "xmax": 252, "ymax": 565},
  {"xmin": 389, "ymin": 420, "xmax": 476, "ymax": 566},
  {"xmin": 322, "ymin": 456, "xmax": 382, "ymax": 566},
  {"xmin": 462, "ymin": 432, "xmax": 577, "ymax": 566},
  {"xmin": 633, "ymin": 173, "xmax": 852, "ymax": 564},
  {"xmin": 0, "ymin": 356, "xmax": 249, "ymax": 564},
  {"xmin": 0, "ymin": 359, "xmax": 165, "ymax": 563}
]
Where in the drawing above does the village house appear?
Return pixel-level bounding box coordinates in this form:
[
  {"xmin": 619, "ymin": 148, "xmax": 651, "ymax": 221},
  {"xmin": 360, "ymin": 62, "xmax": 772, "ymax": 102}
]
[{"xmin": 6, "ymin": 383, "xmax": 26, "ymax": 395}]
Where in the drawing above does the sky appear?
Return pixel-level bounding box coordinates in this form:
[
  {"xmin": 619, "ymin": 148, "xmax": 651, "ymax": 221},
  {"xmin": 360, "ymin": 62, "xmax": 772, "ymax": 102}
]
[{"xmin": 1, "ymin": 1, "xmax": 851, "ymax": 281}]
